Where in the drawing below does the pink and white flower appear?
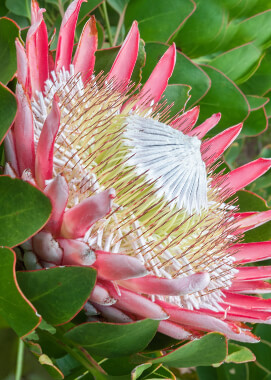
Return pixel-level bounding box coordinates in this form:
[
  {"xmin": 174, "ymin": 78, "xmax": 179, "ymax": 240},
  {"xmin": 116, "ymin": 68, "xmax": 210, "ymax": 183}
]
[{"xmin": 5, "ymin": 0, "xmax": 271, "ymax": 344}]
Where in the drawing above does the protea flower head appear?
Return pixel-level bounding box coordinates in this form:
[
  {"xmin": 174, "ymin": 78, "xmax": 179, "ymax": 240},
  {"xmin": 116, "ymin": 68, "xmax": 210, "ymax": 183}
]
[{"xmin": 5, "ymin": 0, "xmax": 271, "ymax": 344}]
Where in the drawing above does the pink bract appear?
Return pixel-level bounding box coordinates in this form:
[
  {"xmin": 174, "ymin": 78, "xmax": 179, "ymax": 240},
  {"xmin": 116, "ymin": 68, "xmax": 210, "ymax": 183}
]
[{"xmin": 4, "ymin": 0, "xmax": 271, "ymax": 344}]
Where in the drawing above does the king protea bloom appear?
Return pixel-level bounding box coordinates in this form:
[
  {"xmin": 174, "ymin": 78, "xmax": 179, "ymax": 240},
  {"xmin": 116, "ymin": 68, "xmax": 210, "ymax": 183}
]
[{"xmin": 5, "ymin": 0, "xmax": 271, "ymax": 344}]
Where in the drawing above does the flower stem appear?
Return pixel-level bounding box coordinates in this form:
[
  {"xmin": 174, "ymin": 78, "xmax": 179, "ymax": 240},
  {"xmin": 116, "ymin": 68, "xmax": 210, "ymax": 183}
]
[
  {"xmin": 15, "ymin": 339, "xmax": 24, "ymax": 380},
  {"xmin": 55, "ymin": 327, "xmax": 107, "ymax": 377},
  {"xmin": 58, "ymin": 0, "xmax": 65, "ymax": 17},
  {"xmin": 113, "ymin": 4, "xmax": 128, "ymax": 46},
  {"xmin": 102, "ymin": 1, "xmax": 113, "ymax": 47}
]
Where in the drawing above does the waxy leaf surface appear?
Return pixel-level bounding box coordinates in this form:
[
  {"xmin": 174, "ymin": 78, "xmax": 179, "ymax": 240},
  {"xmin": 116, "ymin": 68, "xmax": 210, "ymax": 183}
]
[
  {"xmin": 65, "ymin": 319, "xmax": 159, "ymax": 357},
  {"xmin": 0, "ymin": 17, "xmax": 19, "ymax": 84},
  {"xmin": 0, "ymin": 247, "xmax": 40, "ymax": 337},
  {"xmin": 0, "ymin": 176, "xmax": 52, "ymax": 247},
  {"xmin": 125, "ymin": 0, "xmax": 195, "ymax": 42},
  {"xmin": 0, "ymin": 84, "xmax": 17, "ymax": 144},
  {"xmin": 17, "ymin": 266, "xmax": 96, "ymax": 325},
  {"xmin": 151, "ymin": 332, "xmax": 227, "ymax": 367}
]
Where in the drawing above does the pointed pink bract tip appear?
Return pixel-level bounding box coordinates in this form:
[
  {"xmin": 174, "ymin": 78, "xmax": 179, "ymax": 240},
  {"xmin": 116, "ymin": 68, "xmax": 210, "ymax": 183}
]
[
  {"xmin": 107, "ymin": 20, "xmax": 140, "ymax": 87},
  {"xmin": 202, "ymin": 122, "xmax": 243, "ymax": 165},
  {"xmin": 134, "ymin": 42, "xmax": 176, "ymax": 108}
]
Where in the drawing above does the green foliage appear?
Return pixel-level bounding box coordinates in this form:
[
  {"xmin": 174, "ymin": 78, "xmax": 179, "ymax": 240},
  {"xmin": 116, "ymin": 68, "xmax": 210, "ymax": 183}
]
[
  {"xmin": 0, "ymin": 83, "xmax": 17, "ymax": 144},
  {"xmin": 150, "ymin": 333, "xmax": 227, "ymax": 368},
  {"xmin": 197, "ymin": 65, "xmax": 249, "ymax": 134},
  {"xmin": 0, "ymin": 176, "xmax": 52, "ymax": 247},
  {"xmin": 17, "ymin": 267, "xmax": 97, "ymax": 325},
  {"xmin": 0, "ymin": 248, "xmax": 40, "ymax": 337},
  {"xmin": 125, "ymin": 0, "xmax": 195, "ymax": 43},
  {"xmin": 0, "ymin": 18, "xmax": 19, "ymax": 84},
  {"xmin": 65, "ymin": 319, "xmax": 159, "ymax": 357}
]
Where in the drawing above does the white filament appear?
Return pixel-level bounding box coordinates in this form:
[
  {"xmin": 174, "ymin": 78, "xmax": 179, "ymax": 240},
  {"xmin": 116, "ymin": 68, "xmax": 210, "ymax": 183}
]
[{"xmin": 124, "ymin": 115, "xmax": 208, "ymax": 214}]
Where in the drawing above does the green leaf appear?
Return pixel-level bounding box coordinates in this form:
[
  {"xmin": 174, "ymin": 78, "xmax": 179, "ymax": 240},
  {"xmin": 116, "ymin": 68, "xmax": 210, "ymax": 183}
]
[
  {"xmin": 0, "ymin": 2, "xmax": 8, "ymax": 16},
  {"xmin": 96, "ymin": 20, "xmax": 105, "ymax": 49},
  {"xmin": 197, "ymin": 366, "xmax": 218, "ymax": 380},
  {"xmin": 198, "ymin": 65, "xmax": 249, "ymax": 135},
  {"xmin": 237, "ymin": 190, "xmax": 269, "ymax": 212},
  {"xmin": 225, "ymin": 343, "xmax": 255, "ymax": 364},
  {"xmin": 55, "ymin": 354, "xmax": 83, "ymax": 377},
  {"xmin": 150, "ymin": 365, "xmax": 176, "ymax": 379},
  {"xmin": 173, "ymin": 0, "xmax": 227, "ymax": 58},
  {"xmin": 6, "ymin": 12, "xmax": 30, "ymax": 28},
  {"xmin": 107, "ymin": 0, "xmax": 129, "ymax": 14},
  {"xmin": 78, "ymin": 0, "xmax": 105, "ymax": 27},
  {"xmin": 220, "ymin": 0, "xmax": 259, "ymax": 19},
  {"xmin": 5, "ymin": 0, "xmax": 31, "ymax": 19},
  {"xmin": 229, "ymin": 10, "xmax": 271, "ymax": 49},
  {"xmin": 246, "ymin": 95, "xmax": 269, "ymax": 110},
  {"xmin": 17, "ymin": 266, "xmax": 96, "ymax": 325},
  {"xmin": 39, "ymin": 354, "xmax": 64, "ymax": 379},
  {"xmin": 264, "ymin": 91, "xmax": 271, "ymax": 117},
  {"xmin": 34, "ymin": 329, "xmax": 67, "ymax": 359},
  {"xmin": 251, "ymin": 172, "xmax": 271, "ymax": 193},
  {"xmin": 0, "ymin": 17, "xmax": 19, "ymax": 84},
  {"xmin": 240, "ymin": 48, "xmax": 271, "ymax": 96},
  {"xmin": 131, "ymin": 40, "xmax": 146, "ymax": 85},
  {"xmin": 125, "ymin": 0, "xmax": 195, "ymax": 43},
  {"xmin": 0, "ymin": 83, "xmax": 17, "ymax": 144},
  {"xmin": 224, "ymin": 140, "xmax": 244, "ymax": 167},
  {"xmin": 209, "ymin": 43, "xmax": 262, "ymax": 82},
  {"xmin": 145, "ymin": 331, "xmax": 179, "ymax": 352},
  {"xmin": 241, "ymin": 106, "xmax": 268, "ymax": 136},
  {"xmin": 162, "ymin": 84, "xmax": 191, "ymax": 116},
  {"xmin": 131, "ymin": 363, "xmax": 152, "ymax": 380},
  {"xmin": 150, "ymin": 333, "xmax": 227, "ymax": 367},
  {"xmin": 244, "ymin": 324, "xmax": 271, "ymax": 376},
  {"xmin": 141, "ymin": 43, "xmax": 210, "ymax": 107},
  {"xmin": 244, "ymin": 220, "xmax": 271, "ymax": 243},
  {"xmin": 65, "ymin": 319, "xmax": 159, "ymax": 357},
  {"xmin": 197, "ymin": 362, "xmax": 250, "ymax": 380},
  {"xmin": 0, "ymin": 247, "xmax": 40, "ymax": 337},
  {"xmin": 0, "ymin": 176, "xmax": 52, "ymax": 247},
  {"xmin": 101, "ymin": 356, "xmax": 139, "ymax": 376}
]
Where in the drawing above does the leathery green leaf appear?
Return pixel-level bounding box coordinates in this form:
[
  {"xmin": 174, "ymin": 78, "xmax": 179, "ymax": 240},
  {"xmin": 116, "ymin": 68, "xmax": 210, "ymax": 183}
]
[
  {"xmin": 150, "ymin": 333, "xmax": 227, "ymax": 367},
  {"xmin": 198, "ymin": 65, "xmax": 249, "ymax": 135},
  {"xmin": 225, "ymin": 343, "xmax": 255, "ymax": 364},
  {"xmin": 173, "ymin": 0, "xmax": 227, "ymax": 58},
  {"xmin": 0, "ymin": 247, "xmax": 40, "ymax": 337},
  {"xmin": 17, "ymin": 266, "xmax": 96, "ymax": 325},
  {"xmin": 0, "ymin": 83, "xmax": 17, "ymax": 144},
  {"xmin": 0, "ymin": 17, "xmax": 19, "ymax": 84},
  {"xmin": 229, "ymin": 10, "xmax": 271, "ymax": 49},
  {"xmin": 241, "ymin": 106, "xmax": 268, "ymax": 136},
  {"xmin": 125, "ymin": 0, "xmax": 195, "ymax": 43},
  {"xmin": 240, "ymin": 49, "xmax": 271, "ymax": 96},
  {"xmin": 209, "ymin": 43, "xmax": 262, "ymax": 82},
  {"xmin": 65, "ymin": 319, "xmax": 159, "ymax": 357},
  {"xmin": 0, "ymin": 176, "xmax": 52, "ymax": 247},
  {"xmin": 162, "ymin": 84, "xmax": 191, "ymax": 116}
]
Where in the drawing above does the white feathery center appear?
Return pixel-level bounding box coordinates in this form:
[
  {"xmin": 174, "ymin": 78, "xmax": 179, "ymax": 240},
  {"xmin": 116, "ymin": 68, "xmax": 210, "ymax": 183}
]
[{"xmin": 124, "ymin": 115, "xmax": 208, "ymax": 214}]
